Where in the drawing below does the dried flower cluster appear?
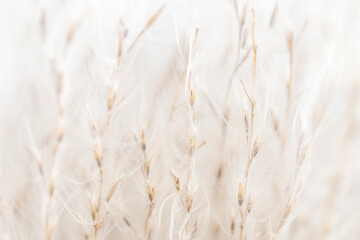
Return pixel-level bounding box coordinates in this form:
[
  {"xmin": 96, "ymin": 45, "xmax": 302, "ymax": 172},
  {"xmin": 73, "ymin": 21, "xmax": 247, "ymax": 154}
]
[{"xmin": 1, "ymin": 0, "xmax": 360, "ymax": 239}]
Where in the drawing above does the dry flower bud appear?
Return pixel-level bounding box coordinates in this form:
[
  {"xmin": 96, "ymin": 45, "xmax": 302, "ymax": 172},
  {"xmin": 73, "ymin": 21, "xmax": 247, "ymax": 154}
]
[
  {"xmin": 145, "ymin": 158, "xmax": 152, "ymax": 177},
  {"xmin": 217, "ymin": 165, "xmax": 223, "ymax": 179},
  {"xmin": 230, "ymin": 211, "xmax": 235, "ymax": 235},
  {"xmin": 271, "ymin": 111, "xmax": 279, "ymax": 131},
  {"xmin": 94, "ymin": 142, "xmax": 102, "ymax": 166},
  {"xmin": 49, "ymin": 178, "xmax": 56, "ymax": 196},
  {"xmin": 252, "ymin": 135, "xmax": 266, "ymax": 158},
  {"xmin": 189, "ymin": 134, "xmax": 196, "ymax": 157},
  {"xmin": 141, "ymin": 128, "xmax": 146, "ymax": 153},
  {"xmin": 87, "ymin": 111, "xmax": 97, "ymax": 137},
  {"xmin": 88, "ymin": 197, "xmax": 96, "ymax": 222},
  {"xmin": 56, "ymin": 73, "xmax": 63, "ymax": 96},
  {"xmin": 244, "ymin": 111, "xmax": 249, "ymax": 136},
  {"xmin": 145, "ymin": 4, "xmax": 166, "ymax": 29},
  {"xmin": 246, "ymin": 196, "xmax": 253, "ymax": 213},
  {"xmin": 57, "ymin": 123, "xmax": 64, "ymax": 142},
  {"xmin": 287, "ymin": 30, "xmax": 294, "ymax": 51},
  {"xmin": 238, "ymin": 182, "xmax": 244, "ymax": 206},
  {"xmin": 106, "ymin": 176, "xmax": 122, "ymax": 202},
  {"xmin": 123, "ymin": 217, "xmax": 131, "ymax": 227},
  {"xmin": 147, "ymin": 181, "xmax": 154, "ymax": 202},
  {"xmin": 187, "ymin": 193, "xmax": 195, "ymax": 212},
  {"xmin": 107, "ymin": 86, "xmax": 116, "ymax": 111},
  {"xmin": 298, "ymin": 143, "xmax": 309, "ymax": 166},
  {"xmin": 37, "ymin": 160, "xmax": 44, "ymax": 176},
  {"xmin": 190, "ymin": 87, "xmax": 196, "ymax": 106},
  {"xmin": 170, "ymin": 169, "xmax": 180, "ymax": 191},
  {"xmin": 197, "ymin": 141, "xmax": 206, "ymax": 150}
]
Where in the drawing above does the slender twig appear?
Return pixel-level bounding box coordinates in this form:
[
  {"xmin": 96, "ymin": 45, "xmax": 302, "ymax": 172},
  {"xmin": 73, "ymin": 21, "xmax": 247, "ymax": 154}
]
[
  {"xmin": 87, "ymin": 82, "xmax": 116, "ymax": 240},
  {"xmin": 140, "ymin": 128, "xmax": 155, "ymax": 239},
  {"xmin": 125, "ymin": 4, "xmax": 166, "ymax": 55},
  {"xmin": 238, "ymin": 10, "xmax": 258, "ymax": 240},
  {"xmin": 169, "ymin": 29, "xmax": 199, "ymax": 121},
  {"xmin": 45, "ymin": 67, "xmax": 65, "ymax": 240}
]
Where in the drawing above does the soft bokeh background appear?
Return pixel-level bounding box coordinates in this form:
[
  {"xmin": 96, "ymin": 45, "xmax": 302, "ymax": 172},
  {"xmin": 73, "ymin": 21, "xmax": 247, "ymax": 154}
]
[{"xmin": 0, "ymin": 0, "xmax": 359, "ymax": 239}]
